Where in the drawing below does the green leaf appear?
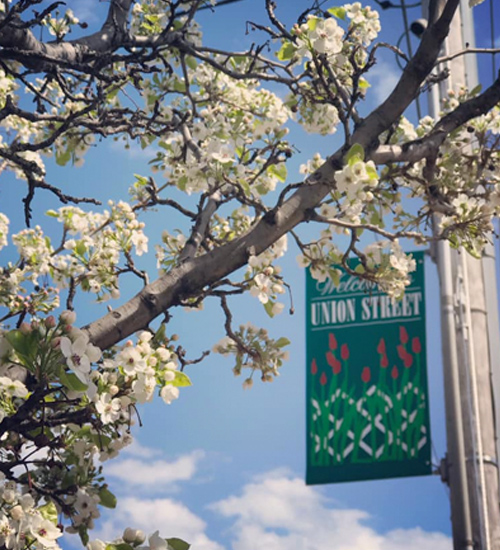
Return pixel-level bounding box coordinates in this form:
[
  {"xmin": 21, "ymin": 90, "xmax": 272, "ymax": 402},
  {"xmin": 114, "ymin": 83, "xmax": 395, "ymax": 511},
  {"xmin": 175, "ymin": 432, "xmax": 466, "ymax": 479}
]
[
  {"xmin": 106, "ymin": 85, "xmax": 121, "ymax": 100},
  {"xmin": 173, "ymin": 80, "xmax": 186, "ymax": 93},
  {"xmin": 5, "ymin": 330, "xmax": 27, "ymax": 355},
  {"xmin": 166, "ymin": 538, "xmax": 190, "ymax": 550},
  {"xmin": 276, "ymin": 41, "xmax": 295, "ymax": 61},
  {"xmin": 465, "ymin": 241, "xmax": 481, "ymax": 259},
  {"xmin": 448, "ymin": 234, "xmax": 459, "ymax": 249},
  {"xmin": 58, "ymin": 367, "xmax": 88, "ymax": 392},
  {"xmin": 56, "ymin": 150, "xmax": 71, "ymax": 167},
  {"xmin": 328, "ymin": 268, "xmax": 341, "ymax": 287},
  {"xmin": 140, "ymin": 135, "xmax": 155, "ymax": 150},
  {"xmin": 307, "ymin": 17, "xmax": 319, "ymax": 31},
  {"xmin": 366, "ymin": 164, "xmax": 378, "ymax": 180},
  {"xmin": 345, "ymin": 143, "xmax": 365, "ymax": 165},
  {"xmin": 38, "ymin": 501, "xmax": 58, "ymax": 525},
  {"xmin": 354, "ymin": 264, "xmax": 365, "ymax": 274},
  {"xmin": 275, "ymin": 337, "xmax": 290, "ymax": 348},
  {"xmin": 284, "ymin": 95, "xmax": 298, "ymax": 110},
  {"xmin": 369, "ymin": 210, "xmax": 384, "ymax": 227},
  {"xmin": 99, "ymin": 487, "xmax": 117, "ymax": 509},
  {"xmin": 255, "ymin": 183, "xmax": 269, "ymax": 196},
  {"xmin": 264, "ymin": 300, "xmax": 275, "ymax": 318},
  {"xmin": 134, "ymin": 174, "xmax": 149, "ymax": 186},
  {"xmin": 172, "ymin": 371, "xmax": 192, "ymax": 387},
  {"xmin": 327, "ymin": 7, "xmax": 346, "ymax": 19},
  {"xmin": 469, "ymin": 83, "xmax": 482, "ymax": 96},
  {"xmin": 267, "ymin": 163, "xmax": 287, "ymax": 183},
  {"xmin": 5, "ymin": 330, "xmax": 38, "ymax": 368},
  {"xmin": 358, "ymin": 77, "xmax": 371, "ymax": 89},
  {"xmin": 152, "ymin": 324, "xmax": 166, "ymax": 346},
  {"xmin": 107, "ymin": 544, "xmax": 134, "ymax": 550},
  {"xmin": 239, "ymin": 179, "xmax": 251, "ymax": 197},
  {"xmin": 79, "ymin": 526, "xmax": 89, "ymax": 546},
  {"xmin": 74, "ymin": 241, "xmax": 87, "ymax": 257},
  {"xmin": 46, "ymin": 210, "xmax": 58, "ymax": 218},
  {"xmin": 185, "ymin": 56, "xmax": 197, "ymax": 70}
]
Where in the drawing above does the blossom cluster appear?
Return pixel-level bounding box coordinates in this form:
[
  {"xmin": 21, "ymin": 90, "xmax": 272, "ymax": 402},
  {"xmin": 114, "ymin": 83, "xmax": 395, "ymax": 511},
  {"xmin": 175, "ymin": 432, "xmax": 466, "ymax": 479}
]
[
  {"xmin": 245, "ymin": 236, "xmax": 288, "ymax": 316},
  {"xmin": 146, "ymin": 59, "xmax": 291, "ymax": 199},
  {"xmin": 0, "ymin": 309, "xmax": 188, "ymax": 544},
  {"xmin": 213, "ymin": 322, "xmax": 290, "ymax": 389},
  {"xmin": 0, "ymin": 202, "xmax": 149, "ymax": 315},
  {"xmin": 42, "ymin": 8, "xmax": 80, "ymax": 39},
  {"xmin": 0, "ymin": 478, "xmax": 62, "ymax": 550}
]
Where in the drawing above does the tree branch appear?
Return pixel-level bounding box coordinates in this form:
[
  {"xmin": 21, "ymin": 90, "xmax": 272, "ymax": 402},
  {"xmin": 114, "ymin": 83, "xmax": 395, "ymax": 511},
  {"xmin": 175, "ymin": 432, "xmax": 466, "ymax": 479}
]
[
  {"xmin": 372, "ymin": 73, "xmax": 500, "ymax": 164},
  {"xmin": 0, "ymin": 0, "xmax": 134, "ymax": 66},
  {"xmin": 84, "ymin": 0, "xmax": 464, "ymax": 351}
]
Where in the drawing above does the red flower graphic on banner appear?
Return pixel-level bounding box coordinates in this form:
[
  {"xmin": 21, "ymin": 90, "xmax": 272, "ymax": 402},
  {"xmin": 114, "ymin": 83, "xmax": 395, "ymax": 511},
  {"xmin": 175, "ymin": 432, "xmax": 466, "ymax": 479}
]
[
  {"xmin": 320, "ymin": 372, "xmax": 328, "ymax": 386},
  {"xmin": 403, "ymin": 353, "xmax": 414, "ymax": 368},
  {"xmin": 377, "ymin": 338, "xmax": 386, "ymax": 355},
  {"xmin": 311, "ymin": 359, "xmax": 318, "ymax": 375},
  {"xmin": 391, "ymin": 365, "xmax": 399, "ymax": 379},
  {"xmin": 329, "ymin": 333, "xmax": 338, "ymax": 350},
  {"xmin": 361, "ymin": 366, "xmax": 371, "ymax": 383},
  {"xmin": 341, "ymin": 343, "xmax": 350, "ymax": 361},
  {"xmin": 327, "ymin": 351, "xmax": 342, "ymax": 374},
  {"xmin": 397, "ymin": 344, "xmax": 407, "ymax": 360},
  {"xmin": 412, "ymin": 336, "xmax": 422, "ymax": 354},
  {"xmin": 381, "ymin": 354, "xmax": 389, "ymax": 368},
  {"xmin": 399, "ymin": 326, "xmax": 409, "ymax": 344}
]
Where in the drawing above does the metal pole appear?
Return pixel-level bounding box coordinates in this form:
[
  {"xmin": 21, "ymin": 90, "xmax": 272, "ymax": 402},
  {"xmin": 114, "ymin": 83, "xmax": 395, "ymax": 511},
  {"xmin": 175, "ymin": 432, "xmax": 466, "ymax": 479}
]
[
  {"xmin": 455, "ymin": 3, "xmax": 500, "ymax": 547},
  {"xmin": 426, "ymin": 1, "xmax": 500, "ymax": 547},
  {"xmin": 436, "ymin": 236, "xmax": 474, "ymax": 550},
  {"xmin": 422, "ymin": 2, "xmax": 473, "ymax": 545}
]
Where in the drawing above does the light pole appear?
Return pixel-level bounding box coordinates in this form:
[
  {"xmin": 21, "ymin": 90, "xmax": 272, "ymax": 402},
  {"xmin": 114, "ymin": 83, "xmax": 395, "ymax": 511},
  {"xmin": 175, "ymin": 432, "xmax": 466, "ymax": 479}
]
[{"xmin": 422, "ymin": 1, "xmax": 500, "ymax": 548}]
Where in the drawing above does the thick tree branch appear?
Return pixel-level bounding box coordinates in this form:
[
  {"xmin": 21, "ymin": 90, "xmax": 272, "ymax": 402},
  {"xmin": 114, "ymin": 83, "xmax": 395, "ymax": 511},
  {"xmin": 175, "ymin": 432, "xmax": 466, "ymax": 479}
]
[
  {"xmin": 84, "ymin": 0, "xmax": 464, "ymax": 350},
  {"xmin": 0, "ymin": 0, "xmax": 133, "ymax": 65},
  {"xmin": 372, "ymin": 73, "xmax": 500, "ymax": 164}
]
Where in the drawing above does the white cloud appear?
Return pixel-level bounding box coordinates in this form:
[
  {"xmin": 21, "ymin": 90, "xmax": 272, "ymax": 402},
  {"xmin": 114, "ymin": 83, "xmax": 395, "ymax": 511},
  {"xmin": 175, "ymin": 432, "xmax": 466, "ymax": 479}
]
[
  {"xmin": 210, "ymin": 471, "xmax": 452, "ymax": 550},
  {"xmin": 367, "ymin": 61, "xmax": 401, "ymax": 105},
  {"xmin": 105, "ymin": 450, "xmax": 205, "ymax": 486},
  {"xmin": 93, "ymin": 496, "xmax": 224, "ymax": 550},
  {"xmin": 122, "ymin": 440, "xmax": 163, "ymax": 459}
]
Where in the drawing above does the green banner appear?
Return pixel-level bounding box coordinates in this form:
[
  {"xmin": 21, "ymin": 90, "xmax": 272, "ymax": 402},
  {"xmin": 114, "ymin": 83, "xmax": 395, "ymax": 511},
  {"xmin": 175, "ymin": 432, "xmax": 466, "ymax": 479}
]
[{"xmin": 306, "ymin": 251, "xmax": 431, "ymax": 485}]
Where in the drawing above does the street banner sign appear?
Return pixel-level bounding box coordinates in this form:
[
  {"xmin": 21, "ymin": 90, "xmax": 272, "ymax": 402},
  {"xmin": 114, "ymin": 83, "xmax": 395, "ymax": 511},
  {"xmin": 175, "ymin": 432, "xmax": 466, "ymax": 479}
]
[{"xmin": 306, "ymin": 251, "xmax": 432, "ymax": 484}]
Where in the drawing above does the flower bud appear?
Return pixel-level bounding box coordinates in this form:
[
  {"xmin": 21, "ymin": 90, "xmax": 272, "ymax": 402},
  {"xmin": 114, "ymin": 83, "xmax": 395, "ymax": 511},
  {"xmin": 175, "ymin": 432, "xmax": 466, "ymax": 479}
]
[
  {"xmin": 164, "ymin": 371, "xmax": 175, "ymax": 383},
  {"xmin": 10, "ymin": 505, "xmax": 24, "ymax": 520},
  {"xmin": 45, "ymin": 315, "xmax": 56, "ymax": 328},
  {"xmin": 135, "ymin": 531, "xmax": 146, "ymax": 545},
  {"xmin": 123, "ymin": 528, "xmax": 138, "ymax": 543},
  {"xmin": 87, "ymin": 540, "xmax": 106, "ymax": 550},
  {"xmin": 19, "ymin": 493, "xmax": 34, "ymax": 510},
  {"xmin": 60, "ymin": 310, "xmax": 77, "ymax": 325},
  {"xmin": 2, "ymin": 489, "xmax": 16, "ymax": 504},
  {"xmin": 19, "ymin": 323, "xmax": 31, "ymax": 335}
]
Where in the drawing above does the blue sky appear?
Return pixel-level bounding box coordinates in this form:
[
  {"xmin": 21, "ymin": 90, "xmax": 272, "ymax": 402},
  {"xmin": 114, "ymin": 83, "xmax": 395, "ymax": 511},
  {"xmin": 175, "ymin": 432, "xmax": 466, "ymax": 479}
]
[{"xmin": 1, "ymin": 1, "xmax": 500, "ymax": 549}]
